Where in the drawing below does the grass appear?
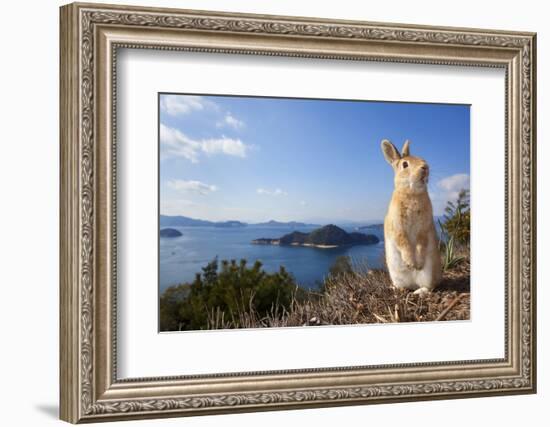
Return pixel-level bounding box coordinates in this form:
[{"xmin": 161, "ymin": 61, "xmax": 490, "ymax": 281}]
[
  {"xmin": 202, "ymin": 248, "xmax": 470, "ymax": 330},
  {"xmin": 438, "ymin": 219, "xmax": 467, "ymax": 271}
]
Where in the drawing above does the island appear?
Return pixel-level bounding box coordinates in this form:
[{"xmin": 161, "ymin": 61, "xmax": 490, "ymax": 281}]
[
  {"xmin": 252, "ymin": 224, "xmax": 379, "ymax": 249},
  {"xmin": 160, "ymin": 228, "xmax": 183, "ymax": 238}
]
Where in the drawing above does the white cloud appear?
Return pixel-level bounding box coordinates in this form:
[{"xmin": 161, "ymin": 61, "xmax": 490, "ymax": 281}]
[
  {"xmin": 160, "ymin": 95, "xmax": 211, "ymax": 116},
  {"xmin": 160, "ymin": 124, "xmax": 201, "ymax": 162},
  {"xmin": 217, "ymin": 113, "xmax": 245, "ymax": 130},
  {"xmin": 437, "ymin": 173, "xmax": 470, "ymax": 193},
  {"xmin": 300, "ymin": 200, "xmax": 307, "ymax": 206},
  {"xmin": 431, "ymin": 173, "xmax": 470, "ymax": 215},
  {"xmin": 167, "ymin": 179, "xmax": 218, "ymax": 195},
  {"xmin": 257, "ymin": 188, "xmax": 288, "ymax": 196},
  {"xmin": 160, "ymin": 124, "xmax": 249, "ymax": 162},
  {"xmin": 201, "ymin": 136, "xmax": 248, "ymax": 158}
]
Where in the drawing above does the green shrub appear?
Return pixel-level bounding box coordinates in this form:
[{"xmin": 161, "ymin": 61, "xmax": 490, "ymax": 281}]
[
  {"xmin": 438, "ymin": 188, "xmax": 470, "ymax": 271},
  {"xmin": 160, "ymin": 258, "xmax": 298, "ymax": 331},
  {"xmin": 441, "ymin": 189, "xmax": 470, "ymax": 245}
]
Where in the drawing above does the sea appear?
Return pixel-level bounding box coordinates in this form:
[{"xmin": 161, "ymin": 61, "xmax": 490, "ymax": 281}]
[{"xmin": 159, "ymin": 225, "xmax": 386, "ymax": 293}]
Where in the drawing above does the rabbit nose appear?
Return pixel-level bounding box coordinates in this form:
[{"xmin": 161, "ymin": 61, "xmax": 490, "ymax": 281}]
[{"xmin": 421, "ymin": 165, "xmax": 428, "ymax": 170}]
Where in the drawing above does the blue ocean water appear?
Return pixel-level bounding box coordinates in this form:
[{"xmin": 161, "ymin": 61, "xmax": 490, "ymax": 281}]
[{"xmin": 159, "ymin": 225, "xmax": 385, "ymax": 293}]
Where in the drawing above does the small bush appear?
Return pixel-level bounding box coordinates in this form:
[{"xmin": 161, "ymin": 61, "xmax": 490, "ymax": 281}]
[
  {"xmin": 160, "ymin": 258, "xmax": 298, "ymax": 331},
  {"xmin": 438, "ymin": 188, "xmax": 470, "ymax": 271},
  {"xmin": 441, "ymin": 189, "xmax": 470, "ymax": 246}
]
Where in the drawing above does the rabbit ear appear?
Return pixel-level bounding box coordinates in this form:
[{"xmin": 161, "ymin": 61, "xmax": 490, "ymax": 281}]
[
  {"xmin": 401, "ymin": 140, "xmax": 411, "ymax": 157},
  {"xmin": 381, "ymin": 139, "xmax": 401, "ymax": 165}
]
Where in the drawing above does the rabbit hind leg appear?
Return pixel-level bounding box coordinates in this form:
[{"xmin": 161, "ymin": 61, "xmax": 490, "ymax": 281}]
[
  {"xmin": 414, "ymin": 251, "xmax": 438, "ymax": 293},
  {"xmin": 386, "ymin": 238, "xmax": 417, "ymax": 290}
]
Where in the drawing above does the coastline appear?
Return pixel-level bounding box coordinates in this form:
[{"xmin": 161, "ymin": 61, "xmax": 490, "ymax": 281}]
[{"xmin": 252, "ymin": 240, "xmax": 340, "ymax": 249}]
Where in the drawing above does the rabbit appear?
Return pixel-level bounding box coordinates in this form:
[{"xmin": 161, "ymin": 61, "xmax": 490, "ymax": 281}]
[{"xmin": 381, "ymin": 139, "xmax": 442, "ymax": 295}]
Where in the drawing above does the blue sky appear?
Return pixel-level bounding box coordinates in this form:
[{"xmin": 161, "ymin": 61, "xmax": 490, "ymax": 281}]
[{"xmin": 159, "ymin": 93, "xmax": 470, "ymax": 223}]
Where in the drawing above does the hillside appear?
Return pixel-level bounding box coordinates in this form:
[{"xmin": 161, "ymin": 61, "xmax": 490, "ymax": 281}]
[{"xmin": 160, "ymin": 249, "xmax": 470, "ymax": 331}]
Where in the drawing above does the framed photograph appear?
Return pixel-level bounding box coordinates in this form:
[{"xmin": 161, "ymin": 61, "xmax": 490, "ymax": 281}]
[{"xmin": 60, "ymin": 2, "xmax": 537, "ymax": 423}]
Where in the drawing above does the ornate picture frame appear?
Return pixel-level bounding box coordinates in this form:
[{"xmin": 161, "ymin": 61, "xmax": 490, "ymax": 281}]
[{"xmin": 60, "ymin": 2, "xmax": 536, "ymax": 423}]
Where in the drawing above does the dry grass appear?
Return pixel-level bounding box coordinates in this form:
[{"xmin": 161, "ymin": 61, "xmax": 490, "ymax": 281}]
[{"xmin": 205, "ymin": 254, "xmax": 470, "ymax": 329}]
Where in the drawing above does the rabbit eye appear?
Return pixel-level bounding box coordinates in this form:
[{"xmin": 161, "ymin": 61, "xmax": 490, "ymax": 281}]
[{"xmin": 402, "ymin": 161, "xmax": 409, "ymax": 169}]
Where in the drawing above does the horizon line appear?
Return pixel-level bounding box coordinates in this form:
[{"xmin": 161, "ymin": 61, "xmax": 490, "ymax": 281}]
[{"xmin": 159, "ymin": 213, "xmax": 389, "ymax": 225}]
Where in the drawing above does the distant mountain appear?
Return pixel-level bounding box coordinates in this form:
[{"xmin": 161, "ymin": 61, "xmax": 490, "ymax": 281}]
[
  {"xmin": 160, "ymin": 215, "xmax": 212, "ymax": 227},
  {"xmin": 254, "ymin": 220, "xmax": 319, "ymax": 228},
  {"xmin": 159, "ymin": 228, "xmax": 183, "ymax": 238},
  {"xmin": 160, "ymin": 215, "xmax": 246, "ymax": 228},
  {"xmin": 213, "ymin": 220, "xmax": 247, "ymax": 228},
  {"xmin": 159, "ymin": 215, "xmax": 320, "ymax": 229},
  {"xmin": 356, "ymin": 223, "xmax": 384, "ymax": 231},
  {"xmin": 252, "ymin": 224, "xmax": 379, "ymax": 248}
]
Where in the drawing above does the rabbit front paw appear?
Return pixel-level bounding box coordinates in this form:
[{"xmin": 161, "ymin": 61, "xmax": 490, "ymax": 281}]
[
  {"xmin": 413, "ymin": 260, "xmax": 425, "ymax": 270},
  {"xmin": 402, "ymin": 253, "xmax": 416, "ymax": 270},
  {"xmin": 403, "ymin": 253, "xmax": 423, "ymax": 270}
]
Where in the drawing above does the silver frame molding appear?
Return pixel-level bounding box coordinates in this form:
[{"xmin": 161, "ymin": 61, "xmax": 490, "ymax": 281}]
[{"xmin": 60, "ymin": 2, "xmax": 536, "ymax": 423}]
